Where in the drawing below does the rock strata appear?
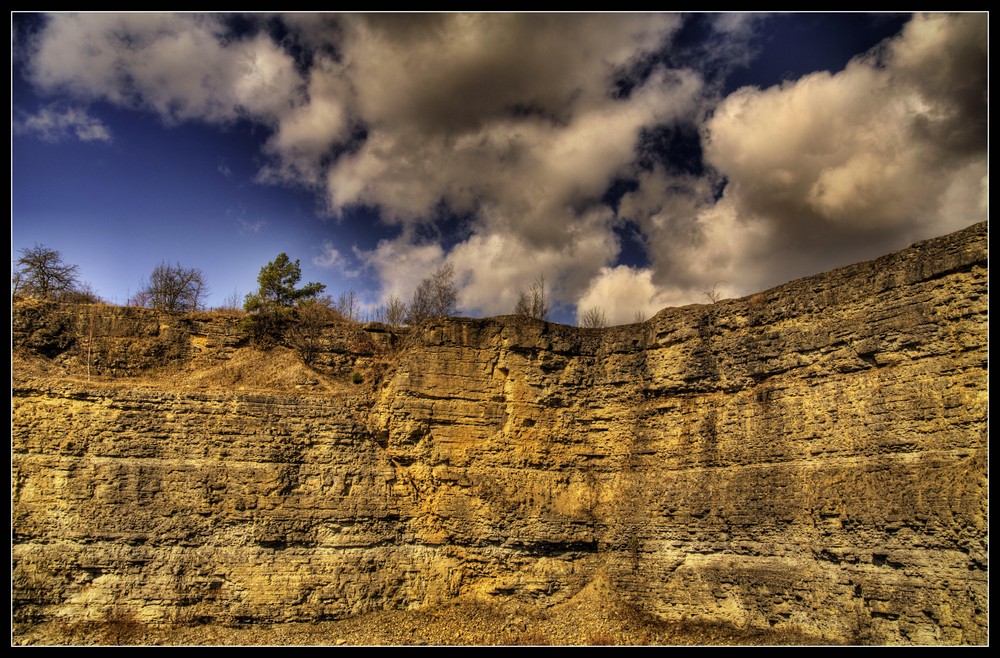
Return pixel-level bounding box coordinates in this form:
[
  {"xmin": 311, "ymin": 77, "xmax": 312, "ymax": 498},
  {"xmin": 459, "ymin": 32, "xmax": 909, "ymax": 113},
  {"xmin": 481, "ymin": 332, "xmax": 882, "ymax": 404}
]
[{"xmin": 11, "ymin": 222, "xmax": 988, "ymax": 645}]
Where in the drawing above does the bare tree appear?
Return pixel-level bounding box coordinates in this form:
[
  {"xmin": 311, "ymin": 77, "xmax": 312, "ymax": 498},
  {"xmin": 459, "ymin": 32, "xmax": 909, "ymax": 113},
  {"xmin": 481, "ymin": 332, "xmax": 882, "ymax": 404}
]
[
  {"xmin": 218, "ymin": 287, "xmax": 244, "ymax": 312},
  {"xmin": 135, "ymin": 261, "xmax": 207, "ymax": 312},
  {"xmin": 11, "ymin": 268, "xmax": 25, "ymax": 297},
  {"xmin": 704, "ymin": 281, "xmax": 727, "ymax": 304},
  {"xmin": 13, "ymin": 243, "xmax": 82, "ymax": 300},
  {"xmin": 128, "ymin": 289, "xmax": 150, "ymax": 308},
  {"xmin": 514, "ymin": 275, "xmax": 549, "ymax": 320},
  {"xmin": 59, "ymin": 280, "xmax": 101, "ymax": 304},
  {"xmin": 579, "ymin": 306, "xmax": 608, "ymax": 329},
  {"xmin": 633, "ymin": 309, "xmax": 648, "ymax": 323},
  {"xmin": 289, "ymin": 296, "xmax": 338, "ymax": 364},
  {"xmin": 335, "ymin": 290, "xmax": 360, "ymax": 322},
  {"xmin": 406, "ymin": 263, "xmax": 458, "ymax": 324},
  {"xmin": 383, "ymin": 293, "xmax": 408, "ymax": 326}
]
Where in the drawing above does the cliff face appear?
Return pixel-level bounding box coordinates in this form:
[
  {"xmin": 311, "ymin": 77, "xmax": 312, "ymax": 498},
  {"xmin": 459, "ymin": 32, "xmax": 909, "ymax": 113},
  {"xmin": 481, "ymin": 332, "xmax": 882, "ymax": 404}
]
[{"xmin": 11, "ymin": 222, "xmax": 988, "ymax": 645}]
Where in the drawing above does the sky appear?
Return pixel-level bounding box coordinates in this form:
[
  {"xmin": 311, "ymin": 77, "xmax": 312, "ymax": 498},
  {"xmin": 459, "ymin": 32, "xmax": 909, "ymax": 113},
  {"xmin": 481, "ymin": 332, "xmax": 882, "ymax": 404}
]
[{"xmin": 11, "ymin": 12, "xmax": 988, "ymax": 326}]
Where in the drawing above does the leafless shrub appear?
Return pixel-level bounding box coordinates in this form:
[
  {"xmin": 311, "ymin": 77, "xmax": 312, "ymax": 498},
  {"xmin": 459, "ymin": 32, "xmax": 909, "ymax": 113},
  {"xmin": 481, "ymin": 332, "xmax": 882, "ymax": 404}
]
[
  {"xmin": 217, "ymin": 287, "xmax": 245, "ymax": 312},
  {"xmin": 134, "ymin": 261, "xmax": 207, "ymax": 312},
  {"xmin": 334, "ymin": 290, "xmax": 361, "ymax": 322},
  {"xmin": 579, "ymin": 306, "xmax": 607, "ymax": 328},
  {"xmin": 406, "ymin": 263, "xmax": 458, "ymax": 324},
  {"xmin": 12, "ymin": 243, "xmax": 86, "ymax": 301},
  {"xmin": 383, "ymin": 293, "xmax": 408, "ymax": 326},
  {"xmin": 704, "ymin": 281, "xmax": 727, "ymax": 304},
  {"xmin": 288, "ymin": 297, "xmax": 339, "ymax": 364},
  {"xmin": 514, "ymin": 275, "xmax": 549, "ymax": 320}
]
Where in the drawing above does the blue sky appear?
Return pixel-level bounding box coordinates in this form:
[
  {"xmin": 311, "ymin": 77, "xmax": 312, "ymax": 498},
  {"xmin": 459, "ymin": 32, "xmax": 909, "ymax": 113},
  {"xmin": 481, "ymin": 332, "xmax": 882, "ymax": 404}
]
[{"xmin": 11, "ymin": 13, "xmax": 987, "ymax": 325}]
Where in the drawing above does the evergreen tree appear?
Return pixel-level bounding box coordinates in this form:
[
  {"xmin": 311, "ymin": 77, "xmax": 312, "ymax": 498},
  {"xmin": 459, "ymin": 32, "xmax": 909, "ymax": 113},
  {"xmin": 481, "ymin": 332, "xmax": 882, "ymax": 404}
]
[
  {"xmin": 244, "ymin": 253, "xmax": 325, "ymax": 313},
  {"xmin": 242, "ymin": 253, "xmax": 326, "ymax": 347}
]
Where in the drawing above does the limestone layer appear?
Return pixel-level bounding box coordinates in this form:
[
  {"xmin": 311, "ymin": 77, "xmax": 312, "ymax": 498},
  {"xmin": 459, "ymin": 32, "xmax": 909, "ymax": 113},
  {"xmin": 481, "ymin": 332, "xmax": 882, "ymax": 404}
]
[{"xmin": 12, "ymin": 222, "xmax": 988, "ymax": 644}]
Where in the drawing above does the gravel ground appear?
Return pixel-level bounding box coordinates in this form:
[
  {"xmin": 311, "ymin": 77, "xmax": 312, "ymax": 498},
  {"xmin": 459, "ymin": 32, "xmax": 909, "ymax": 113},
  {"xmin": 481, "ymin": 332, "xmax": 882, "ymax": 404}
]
[{"xmin": 14, "ymin": 579, "xmax": 831, "ymax": 647}]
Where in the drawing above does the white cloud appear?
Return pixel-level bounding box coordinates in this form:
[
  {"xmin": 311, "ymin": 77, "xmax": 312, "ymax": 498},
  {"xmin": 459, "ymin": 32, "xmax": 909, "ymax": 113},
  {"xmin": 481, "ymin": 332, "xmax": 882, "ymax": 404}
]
[
  {"xmin": 258, "ymin": 55, "xmax": 354, "ymax": 187},
  {"xmin": 447, "ymin": 209, "xmax": 620, "ymax": 317},
  {"xmin": 22, "ymin": 13, "xmax": 706, "ymax": 317},
  {"xmin": 27, "ymin": 14, "xmax": 305, "ymax": 126},
  {"xmin": 703, "ymin": 12, "xmax": 987, "ymax": 244},
  {"xmin": 710, "ymin": 12, "xmax": 762, "ymax": 38},
  {"xmin": 606, "ymin": 173, "xmax": 775, "ymax": 315},
  {"xmin": 338, "ymin": 14, "xmax": 682, "ymax": 135},
  {"xmin": 609, "ymin": 11, "xmax": 989, "ymax": 306},
  {"xmin": 309, "ymin": 14, "xmax": 707, "ymax": 315},
  {"xmin": 355, "ymin": 239, "xmax": 446, "ymax": 303},
  {"xmin": 576, "ymin": 266, "xmax": 678, "ymax": 326},
  {"xmin": 322, "ymin": 16, "xmax": 703, "ymax": 238},
  {"xmin": 313, "ymin": 240, "xmax": 346, "ymax": 269},
  {"xmin": 313, "ymin": 240, "xmax": 360, "ymax": 278},
  {"xmin": 235, "ymin": 216, "xmax": 265, "ymax": 236},
  {"xmin": 327, "ymin": 67, "xmax": 703, "ymax": 234},
  {"xmin": 14, "ymin": 104, "xmax": 112, "ymax": 143}
]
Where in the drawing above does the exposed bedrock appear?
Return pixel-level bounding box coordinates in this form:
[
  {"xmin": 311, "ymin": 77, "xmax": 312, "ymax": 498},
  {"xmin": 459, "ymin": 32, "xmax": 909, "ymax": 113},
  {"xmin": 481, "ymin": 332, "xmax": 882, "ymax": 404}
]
[{"xmin": 12, "ymin": 222, "xmax": 988, "ymax": 644}]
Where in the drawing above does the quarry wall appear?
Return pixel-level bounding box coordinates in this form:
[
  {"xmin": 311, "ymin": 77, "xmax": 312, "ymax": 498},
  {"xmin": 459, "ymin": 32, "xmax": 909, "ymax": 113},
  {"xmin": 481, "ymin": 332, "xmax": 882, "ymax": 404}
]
[{"xmin": 11, "ymin": 222, "xmax": 988, "ymax": 644}]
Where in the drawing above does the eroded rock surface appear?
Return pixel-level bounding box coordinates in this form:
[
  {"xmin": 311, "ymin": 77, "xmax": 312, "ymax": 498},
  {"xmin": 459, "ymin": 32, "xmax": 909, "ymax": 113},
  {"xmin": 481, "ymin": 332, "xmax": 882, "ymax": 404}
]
[{"xmin": 12, "ymin": 222, "xmax": 988, "ymax": 645}]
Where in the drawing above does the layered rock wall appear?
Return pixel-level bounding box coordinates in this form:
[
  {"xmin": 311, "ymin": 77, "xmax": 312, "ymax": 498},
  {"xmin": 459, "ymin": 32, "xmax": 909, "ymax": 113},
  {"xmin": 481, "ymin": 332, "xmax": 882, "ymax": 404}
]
[{"xmin": 11, "ymin": 222, "xmax": 988, "ymax": 644}]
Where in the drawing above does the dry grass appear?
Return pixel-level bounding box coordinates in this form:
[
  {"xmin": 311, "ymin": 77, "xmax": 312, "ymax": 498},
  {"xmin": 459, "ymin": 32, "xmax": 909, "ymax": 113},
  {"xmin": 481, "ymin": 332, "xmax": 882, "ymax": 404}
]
[
  {"xmin": 171, "ymin": 346, "xmax": 340, "ymax": 393},
  {"xmin": 14, "ymin": 344, "xmax": 359, "ymax": 399}
]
